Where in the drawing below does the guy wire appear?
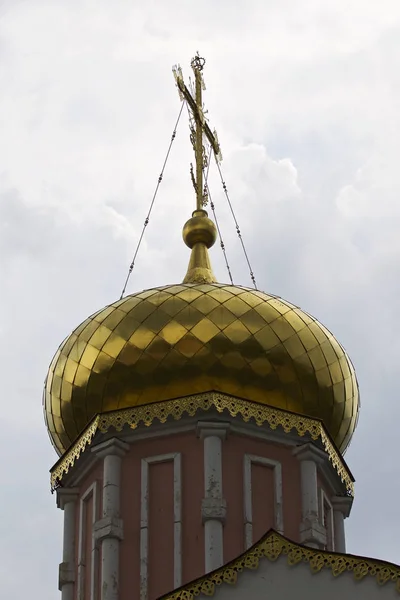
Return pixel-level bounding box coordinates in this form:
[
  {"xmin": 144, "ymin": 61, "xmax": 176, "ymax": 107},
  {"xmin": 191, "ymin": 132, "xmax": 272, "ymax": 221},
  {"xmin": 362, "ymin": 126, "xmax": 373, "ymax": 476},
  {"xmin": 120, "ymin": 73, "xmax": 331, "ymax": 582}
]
[
  {"xmin": 120, "ymin": 102, "xmax": 185, "ymax": 299},
  {"xmin": 214, "ymin": 158, "xmax": 258, "ymax": 289},
  {"xmin": 203, "ymin": 145, "xmax": 234, "ymax": 285}
]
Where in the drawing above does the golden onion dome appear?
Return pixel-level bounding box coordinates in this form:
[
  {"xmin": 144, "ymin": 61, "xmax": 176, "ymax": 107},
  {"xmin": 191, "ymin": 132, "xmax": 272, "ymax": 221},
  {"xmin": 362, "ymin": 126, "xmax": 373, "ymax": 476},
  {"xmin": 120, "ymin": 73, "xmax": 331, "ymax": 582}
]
[
  {"xmin": 44, "ymin": 210, "xmax": 359, "ymax": 456},
  {"xmin": 45, "ymin": 57, "xmax": 360, "ymax": 459}
]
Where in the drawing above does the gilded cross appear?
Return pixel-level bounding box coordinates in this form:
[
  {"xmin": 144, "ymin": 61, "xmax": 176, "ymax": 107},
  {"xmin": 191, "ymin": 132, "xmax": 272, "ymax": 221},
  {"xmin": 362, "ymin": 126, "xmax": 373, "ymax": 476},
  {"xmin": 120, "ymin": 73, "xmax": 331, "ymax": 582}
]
[{"xmin": 173, "ymin": 54, "xmax": 222, "ymax": 210}]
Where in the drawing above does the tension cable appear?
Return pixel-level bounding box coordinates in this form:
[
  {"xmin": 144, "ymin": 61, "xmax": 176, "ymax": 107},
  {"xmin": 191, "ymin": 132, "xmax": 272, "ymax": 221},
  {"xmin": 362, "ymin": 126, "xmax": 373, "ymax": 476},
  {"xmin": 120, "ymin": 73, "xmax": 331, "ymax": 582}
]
[
  {"xmin": 120, "ymin": 102, "xmax": 185, "ymax": 299},
  {"xmin": 214, "ymin": 158, "xmax": 258, "ymax": 290},
  {"xmin": 202, "ymin": 145, "xmax": 234, "ymax": 285}
]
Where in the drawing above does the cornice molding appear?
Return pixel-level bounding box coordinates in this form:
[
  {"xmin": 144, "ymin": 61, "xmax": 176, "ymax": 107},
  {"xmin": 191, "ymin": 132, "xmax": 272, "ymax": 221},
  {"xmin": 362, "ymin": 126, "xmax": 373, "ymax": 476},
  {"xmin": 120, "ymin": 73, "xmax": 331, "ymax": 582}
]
[
  {"xmin": 50, "ymin": 392, "xmax": 354, "ymax": 496},
  {"xmin": 91, "ymin": 437, "xmax": 129, "ymax": 459},
  {"xmin": 56, "ymin": 487, "xmax": 79, "ymax": 510},
  {"xmin": 292, "ymin": 442, "xmax": 327, "ymax": 464}
]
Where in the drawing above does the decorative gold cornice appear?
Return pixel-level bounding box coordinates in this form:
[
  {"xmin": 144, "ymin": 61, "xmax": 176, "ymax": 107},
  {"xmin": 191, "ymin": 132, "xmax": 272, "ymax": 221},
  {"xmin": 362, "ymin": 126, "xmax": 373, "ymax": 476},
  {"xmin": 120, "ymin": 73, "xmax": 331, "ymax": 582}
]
[
  {"xmin": 160, "ymin": 530, "xmax": 400, "ymax": 598},
  {"xmin": 50, "ymin": 392, "xmax": 354, "ymax": 494},
  {"xmin": 51, "ymin": 417, "xmax": 99, "ymax": 490}
]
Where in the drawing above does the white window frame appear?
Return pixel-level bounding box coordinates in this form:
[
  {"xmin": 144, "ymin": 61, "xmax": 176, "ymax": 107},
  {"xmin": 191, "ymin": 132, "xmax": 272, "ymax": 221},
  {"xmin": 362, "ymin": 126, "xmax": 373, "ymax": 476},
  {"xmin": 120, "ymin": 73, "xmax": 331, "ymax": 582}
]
[
  {"xmin": 320, "ymin": 487, "xmax": 335, "ymax": 551},
  {"xmin": 77, "ymin": 481, "xmax": 99, "ymax": 600},
  {"xmin": 243, "ymin": 454, "xmax": 284, "ymax": 549},
  {"xmin": 140, "ymin": 453, "xmax": 182, "ymax": 600}
]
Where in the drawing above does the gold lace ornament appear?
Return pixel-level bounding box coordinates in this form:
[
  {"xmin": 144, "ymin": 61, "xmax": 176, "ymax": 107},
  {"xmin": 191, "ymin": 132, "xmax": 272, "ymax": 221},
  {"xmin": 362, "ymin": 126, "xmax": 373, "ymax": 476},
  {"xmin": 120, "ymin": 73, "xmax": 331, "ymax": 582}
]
[
  {"xmin": 162, "ymin": 531, "xmax": 400, "ymax": 598},
  {"xmin": 50, "ymin": 392, "xmax": 353, "ymax": 494}
]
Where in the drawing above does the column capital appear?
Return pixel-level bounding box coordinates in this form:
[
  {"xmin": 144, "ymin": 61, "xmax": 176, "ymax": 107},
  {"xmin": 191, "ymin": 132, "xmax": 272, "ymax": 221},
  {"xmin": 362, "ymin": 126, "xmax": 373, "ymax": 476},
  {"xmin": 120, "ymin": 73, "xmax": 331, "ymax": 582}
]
[
  {"xmin": 58, "ymin": 562, "xmax": 75, "ymax": 590},
  {"xmin": 94, "ymin": 516, "xmax": 124, "ymax": 542},
  {"xmin": 91, "ymin": 437, "xmax": 129, "ymax": 459},
  {"xmin": 292, "ymin": 442, "xmax": 326, "ymax": 465},
  {"xmin": 201, "ymin": 498, "xmax": 227, "ymax": 524},
  {"xmin": 331, "ymin": 495, "xmax": 353, "ymax": 518},
  {"xmin": 197, "ymin": 421, "xmax": 230, "ymax": 440},
  {"xmin": 56, "ymin": 487, "xmax": 79, "ymax": 510}
]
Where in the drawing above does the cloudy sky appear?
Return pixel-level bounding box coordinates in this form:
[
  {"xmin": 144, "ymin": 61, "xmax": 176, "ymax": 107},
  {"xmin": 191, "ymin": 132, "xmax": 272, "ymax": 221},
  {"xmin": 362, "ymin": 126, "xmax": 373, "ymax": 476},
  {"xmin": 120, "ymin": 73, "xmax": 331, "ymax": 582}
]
[{"xmin": 1, "ymin": 1, "xmax": 400, "ymax": 597}]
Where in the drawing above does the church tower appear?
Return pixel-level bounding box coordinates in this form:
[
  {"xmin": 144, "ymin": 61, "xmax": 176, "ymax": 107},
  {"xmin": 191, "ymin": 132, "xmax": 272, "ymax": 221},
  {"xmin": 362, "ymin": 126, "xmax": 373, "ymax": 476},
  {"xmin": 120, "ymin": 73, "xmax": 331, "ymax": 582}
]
[{"xmin": 44, "ymin": 55, "xmax": 359, "ymax": 600}]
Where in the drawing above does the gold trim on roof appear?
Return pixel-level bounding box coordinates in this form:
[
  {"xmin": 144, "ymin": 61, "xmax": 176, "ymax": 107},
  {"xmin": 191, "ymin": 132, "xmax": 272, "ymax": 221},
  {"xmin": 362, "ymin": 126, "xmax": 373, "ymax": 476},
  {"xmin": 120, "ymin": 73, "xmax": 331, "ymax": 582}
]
[
  {"xmin": 161, "ymin": 530, "xmax": 400, "ymax": 598},
  {"xmin": 50, "ymin": 417, "xmax": 100, "ymax": 490},
  {"xmin": 50, "ymin": 392, "xmax": 353, "ymax": 494}
]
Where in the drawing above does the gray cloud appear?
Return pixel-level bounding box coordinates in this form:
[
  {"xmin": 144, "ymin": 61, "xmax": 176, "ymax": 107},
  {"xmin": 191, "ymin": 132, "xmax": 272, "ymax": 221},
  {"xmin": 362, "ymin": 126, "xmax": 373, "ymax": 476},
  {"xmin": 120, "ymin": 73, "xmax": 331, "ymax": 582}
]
[{"xmin": 2, "ymin": 2, "xmax": 400, "ymax": 598}]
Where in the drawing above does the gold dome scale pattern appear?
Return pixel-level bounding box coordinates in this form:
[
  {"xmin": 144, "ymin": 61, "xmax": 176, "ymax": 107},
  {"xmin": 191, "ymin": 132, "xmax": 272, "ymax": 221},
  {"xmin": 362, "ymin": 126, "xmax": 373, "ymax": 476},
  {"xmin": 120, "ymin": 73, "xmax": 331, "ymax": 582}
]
[{"xmin": 44, "ymin": 282, "xmax": 359, "ymax": 455}]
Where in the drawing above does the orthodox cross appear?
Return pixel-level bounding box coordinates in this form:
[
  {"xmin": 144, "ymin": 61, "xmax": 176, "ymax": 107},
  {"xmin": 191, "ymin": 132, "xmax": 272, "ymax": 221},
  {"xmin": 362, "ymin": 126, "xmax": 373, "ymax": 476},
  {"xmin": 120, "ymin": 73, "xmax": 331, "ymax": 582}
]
[{"xmin": 173, "ymin": 54, "xmax": 222, "ymax": 210}]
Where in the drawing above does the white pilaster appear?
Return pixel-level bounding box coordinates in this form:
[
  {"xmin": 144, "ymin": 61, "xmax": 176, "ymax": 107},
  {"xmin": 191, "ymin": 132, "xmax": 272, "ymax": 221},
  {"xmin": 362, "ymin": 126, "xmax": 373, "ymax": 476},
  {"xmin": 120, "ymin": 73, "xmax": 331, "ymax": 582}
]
[
  {"xmin": 57, "ymin": 488, "xmax": 79, "ymax": 600},
  {"xmin": 92, "ymin": 438, "xmax": 129, "ymax": 600},
  {"xmin": 293, "ymin": 443, "xmax": 327, "ymax": 549},
  {"xmin": 197, "ymin": 421, "xmax": 230, "ymax": 573},
  {"xmin": 332, "ymin": 496, "xmax": 352, "ymax": 553}
]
